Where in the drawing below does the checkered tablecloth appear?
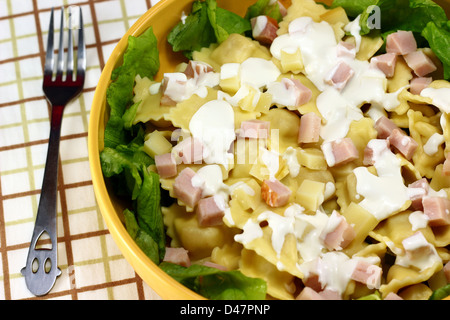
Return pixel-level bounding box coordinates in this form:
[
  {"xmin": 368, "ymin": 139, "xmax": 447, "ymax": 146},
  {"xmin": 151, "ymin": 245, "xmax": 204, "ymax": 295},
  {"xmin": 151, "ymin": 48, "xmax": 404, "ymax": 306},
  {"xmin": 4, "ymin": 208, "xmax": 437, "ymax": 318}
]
[{"xmin": 0, "ymin": 0, "xmax": 163, "ymax": 300}]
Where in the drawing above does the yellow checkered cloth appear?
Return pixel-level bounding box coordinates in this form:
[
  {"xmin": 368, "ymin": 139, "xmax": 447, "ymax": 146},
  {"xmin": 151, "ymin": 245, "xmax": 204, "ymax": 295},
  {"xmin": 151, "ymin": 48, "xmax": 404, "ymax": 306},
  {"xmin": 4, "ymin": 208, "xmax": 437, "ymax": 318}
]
[{"xmin": 0, "ymin": 0, "xmax": 163, "ymax": 300}]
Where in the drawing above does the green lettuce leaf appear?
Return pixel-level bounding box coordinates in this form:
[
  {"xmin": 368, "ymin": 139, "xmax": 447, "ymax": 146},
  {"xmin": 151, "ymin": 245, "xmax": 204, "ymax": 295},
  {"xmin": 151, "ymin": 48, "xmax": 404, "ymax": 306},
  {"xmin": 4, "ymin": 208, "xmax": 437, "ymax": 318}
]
[
  {"xmin": 105, "ymin": 27, "xmax": 159, "ymax": 149},
  {"xmin": 168, "ymin": 0, "xmax": 251, "ymax": 59},
  {"xmin": 422, "ymin": 21, "xmax": 450, "ymax": 80},
  {"xmin": 429, "ymin": 283, "xmax": 450, "ymax": 300},
  {"xmin": 245, "ymin": 0, "xmax": 283, "ymax": 22},
  {"xmin": 160, "ymin": 262, "xmax": 267, "ymax": 300}
]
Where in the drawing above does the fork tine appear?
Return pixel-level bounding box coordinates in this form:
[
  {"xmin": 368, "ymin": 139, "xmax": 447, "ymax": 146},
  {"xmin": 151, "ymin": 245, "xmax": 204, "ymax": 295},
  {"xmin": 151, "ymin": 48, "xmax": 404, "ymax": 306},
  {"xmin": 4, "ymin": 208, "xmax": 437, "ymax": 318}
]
[
  {"xmin": 76, "ymin": 7, "xmax": 86, "ymax": 78},
  {"xmin": 55, "ymin": 7, "xmax": 65, "ymax": 78},
  {"xmin": 43, "ymin": 8, "xmax": 54, "ymax": 77},
  {"xmin": 66, "ymin": 7, "xmax": 74, "ymax": 80}
]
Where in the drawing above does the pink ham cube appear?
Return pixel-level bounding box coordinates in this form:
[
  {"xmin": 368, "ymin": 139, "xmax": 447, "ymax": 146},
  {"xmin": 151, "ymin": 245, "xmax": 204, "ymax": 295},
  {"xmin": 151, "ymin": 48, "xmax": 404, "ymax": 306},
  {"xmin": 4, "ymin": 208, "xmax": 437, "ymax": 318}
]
[
  {"xmin": 282, "ymin": 78, "xmax": 312, "ymax": 106},
  {"xmin": 184, "ymin": 60, "xmax": 213, "ymax": 79},
  {"xmin": 363, "ymin": 139, "xmax": 390, "ymax": 166},
  {"xmin": 423, "ymin": 196, "xmax": 450, "ymax": 226},
  {"xmin": 410, "ymin": 77, "xmax": 432, "ymax": 95},
  {"xmin": 407, "ymin": 178, "xmax": 430, "ymax": 210},
  {"xmin": 155, "ymin": 153, "xmax": 177, "ymax": 178},
  {"xmin": 239, "ymin": 120, "xmax": 270, "ymax": 139},
  {"xmin": 388, "ymin": 128, "xmax": 418, "ymax": 160},
  {"xmin": 370, "ymin": 53, "xmax": 397, "ymax": 77},
  {"xmin": 331, "ymin": 138, "xmax": 359, "ymax": 166},
  {"xmin": 163, "ymin": 247, "xmax": 191, "ymax": 267},
  {"xmin": 324, "ymin": 61, "xmax": 354, "ymax": 91},
  {"xmin": 296, "ymin": 287, "xmax": 324, "ymax": 300},
  {"xmin": 386, "ymin": 31, "xmax": 417, "ymax": 55},
  {"xmin": 196, "ymin": 196, "xmax": 226, "ymax": 227},
  {"xmin": 298, "ymin": 112, "xmax": 322, "ymax": 144},
  {"xmin": 404, "ymin": 50, "xmax": 437, "ymax": 77},
  {"xmin": 336, "ymin": 41, "xmax": 356, "ymax": 59},
  {"xmin": 320, "ymin": 211, "xmax": 356, "ymax": 250},
  {"xmin": 351, "ymin": 260, "xmax": 382, "ymax": 289},
  {"xmin": 374, "ymin": 116, "xmax": 400, "ymax": 139},
  {"xmin": 261, "ymin": 179, "xmax": 292, "ymax": 207},
  {"xmin": 173, "ymin": 167, "xmax": 204, "ymax": 208},
  {"xmin": 251, "ymin": 15, "xmax": 279, "ymax": 45}
]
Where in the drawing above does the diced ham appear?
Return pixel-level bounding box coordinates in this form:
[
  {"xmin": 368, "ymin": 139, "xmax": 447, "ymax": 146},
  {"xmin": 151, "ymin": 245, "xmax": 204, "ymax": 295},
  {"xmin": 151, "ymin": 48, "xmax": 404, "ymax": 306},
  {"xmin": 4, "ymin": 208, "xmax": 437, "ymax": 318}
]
[
  {"xmin": 202, "ymin": 261, "xmax": 228, "ymax": 271},
  {"xmin": 408, "ymin": 178, "xmax": 429, "ymax": 210},
  {"xmin": 336, "ymin": 41, "xmax": 356, "ymax": 59},
  {"xmin": 331, "ymin": 138, "xmax": 359, "ymax": 166},
  {"xmin": 374, "ymin": 116, "xmax": 399, "ymax": 139},
  {"xmin": 163, "ymin": 247, "xmax": 191, "ymax": 267},
  {"xmin": 161, "ymin": 73, "xmax": 187, "ymax": 106},
  {"xmin": 173, "ymin": 168, "xmax": 204, "ymax": 208},
  {"xmin": 184, "ymin": 60, "xmax": 213, "ymax": 79},
  {"xmin": 407, "ymin": 178, "xmax": 429, "ymax": 210},
  {"xmin": 324, "ymin": 61, "xmax": 354, "ymax": 91},
  {"xmin": 387, "ymin": 128, "xmax": 418, "ymax": 160},
  {"xmin": 196, "ymin": 196, "xmax": 225, "ymax": 227},
  {"xmin": 363, "ymin": 139, "xmax": 390, "ymax": 166},
  {"xmin": 384, "ymin": 292, "xmax": 403, "ymax": 300},
  {"xmin": 239, "ymin": 120, "xmax": 270, "ymax": 139},
  {"xmin": 277, "ymin": 1, "xmax": 288, "ymax": 17},
  {"xmin": 444, "ymin": 154, "xmax": 450, "ymax": 176},
  {"xmin": 351, "ymin": 260, "xmax": 382, "ymax": 289},
  {"xmin": 251, "ymin": 15, "xmax": 279, "ymax": 45},
  {"xmin": 422, "ymin": 196, "xmax": 450, "ymax": 226},
  {"xmin": 296, "ymin": 287, "xmax": 324, "ymax": 300},
  {"xmin": 370, "ymin": 53, "xmax": 397, "ymax": 78},
  {"xmin": 282, "ymin": 78, "xmax": 312, "ymax": 106},
  {"xmin": 302, "ymin": 259, "xmax": 323, "ymax": 292},
  {"xmin": 320, "ymin": 211, "xmax": 356, "ymax": 250},
  {"xmin": 404, "ymin": 50, "xmax": 437, "ymax": 77},
  {"xmin": 318, "ymin": 289, "xmax": 342, "ymax": 300},
  {"xmin": 298, "ymin": 112, "xmax": 322, "ymax": 144},
  {"xmin": 261, "ymin": 179, "xmax": 292, "ymax": 207},
  {"xmin": 386, "ymin": 30, "xmax": 417, "ymax": 55},
  {"xmin": 410, "ymin": 77, "xmax": 432, "ymax": 95},
  {"xmin": 155, "ymin": 153, "xmax": 177, "ymax": 178},
  {"xmin": 444, "ymin": 261, "xmax": 450, "ymax": 283},
  {"xmin": 173, "ymin": 137, "xmax": 204, "ymax": 164},
  {"xmin": 402, "ymin": 232, "xmax": 433, "ymax": 260}
]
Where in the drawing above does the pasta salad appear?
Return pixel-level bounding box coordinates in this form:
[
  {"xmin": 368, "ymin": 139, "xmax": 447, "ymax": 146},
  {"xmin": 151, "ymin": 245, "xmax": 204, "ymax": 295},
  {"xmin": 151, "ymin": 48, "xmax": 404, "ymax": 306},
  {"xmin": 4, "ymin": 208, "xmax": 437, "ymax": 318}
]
[{"xmin": 100, "ymin": 0, "xmax": 450, "ymax": 300}]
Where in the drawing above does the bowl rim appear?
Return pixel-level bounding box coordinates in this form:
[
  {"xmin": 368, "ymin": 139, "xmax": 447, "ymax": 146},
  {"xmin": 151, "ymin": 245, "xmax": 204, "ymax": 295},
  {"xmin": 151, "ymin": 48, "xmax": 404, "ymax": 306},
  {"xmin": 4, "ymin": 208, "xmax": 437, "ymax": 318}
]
[{"xmin": 88, "ymin": 0, "xmax": 204, "ymax": 300}]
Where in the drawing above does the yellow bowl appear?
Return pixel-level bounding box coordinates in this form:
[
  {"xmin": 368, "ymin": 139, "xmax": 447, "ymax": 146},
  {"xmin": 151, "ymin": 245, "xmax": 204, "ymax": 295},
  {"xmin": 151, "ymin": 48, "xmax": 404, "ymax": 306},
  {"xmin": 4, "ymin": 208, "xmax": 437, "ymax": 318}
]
[
  {"xmin": 88, "ymin": 0, "xmax": 257, "ymax": 300},
  {"xmin": 88, "ymin": 0, "xmax": 450, "ymax": 300}
]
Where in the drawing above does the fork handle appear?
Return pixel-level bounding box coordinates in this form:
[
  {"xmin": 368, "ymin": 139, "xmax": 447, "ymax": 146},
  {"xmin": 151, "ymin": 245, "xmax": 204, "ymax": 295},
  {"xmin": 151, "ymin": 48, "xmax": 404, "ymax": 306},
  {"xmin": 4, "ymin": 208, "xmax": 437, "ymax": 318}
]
[{"xmin": 21, "ymin": 104, "xmax": 64, "ymax": 296}]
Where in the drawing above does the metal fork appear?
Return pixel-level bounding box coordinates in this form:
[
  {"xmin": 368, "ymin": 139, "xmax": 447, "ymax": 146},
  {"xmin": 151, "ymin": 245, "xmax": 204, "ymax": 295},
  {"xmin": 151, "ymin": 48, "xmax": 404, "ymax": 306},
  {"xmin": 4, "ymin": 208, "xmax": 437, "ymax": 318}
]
[{"xmin": 21, "ymin": 6, "xmax": 85, "ymax": 296}]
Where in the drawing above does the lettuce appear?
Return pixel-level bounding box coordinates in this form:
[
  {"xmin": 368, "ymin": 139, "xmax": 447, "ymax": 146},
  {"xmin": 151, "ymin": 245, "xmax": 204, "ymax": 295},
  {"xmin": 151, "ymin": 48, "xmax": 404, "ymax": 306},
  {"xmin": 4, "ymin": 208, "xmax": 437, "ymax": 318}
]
[
  {"xmin": 245, "ymin": 0, "xmax": 283, "ymax": 22},
  {"xmin": 160, "ymin": 262, "xmax": 267, "ymax": 300},
  {"xmin": 422, "ymin": 21, "xmax": 450, "ymax": 80},
  {"xmin": 168, "ymin": 0, "xmax": 251, "ymax": 59},
  {"xmin": 105, "ymin": 27, "xmax": 159, "ymax": 149},
  {"xmin": 429, "ymin": 283, "xmax": 450, "ymax": 300}
]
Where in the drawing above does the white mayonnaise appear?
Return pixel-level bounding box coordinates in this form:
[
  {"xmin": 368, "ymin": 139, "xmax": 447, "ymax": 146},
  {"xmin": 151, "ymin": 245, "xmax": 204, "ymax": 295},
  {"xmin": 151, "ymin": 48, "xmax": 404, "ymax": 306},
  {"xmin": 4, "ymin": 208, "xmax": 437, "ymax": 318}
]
[
  {"xmin": 353, "ymin": 139, "xmax": 410, "ymax": 220},
  {"xmin": 423, "ymin": 133, "xmax": 445, "ymax": 156},
  {"xmin": 282, "ymin": 147, "xmax": 301, "ymax": 178},
  {"xmin": 421, "ymin": 87, "xmax": 450, "ymax": 113},
  {"xmin": 194, "ymin": 165, "xmax": 229, "ymax": 199},
  {"xmin": 396, "ymin": 232, "xmax": 442, "ymax": 271},
  {"xmin": 408, "ymin": 211, "xmax": 429, "ymax": 231},
  {"xmin": 189, "ymin": 100, "xmax": 236, "ymax": 167},
  {"xmin": 240, "ymin": 57, "xmax": 281, "ymax": 89}
]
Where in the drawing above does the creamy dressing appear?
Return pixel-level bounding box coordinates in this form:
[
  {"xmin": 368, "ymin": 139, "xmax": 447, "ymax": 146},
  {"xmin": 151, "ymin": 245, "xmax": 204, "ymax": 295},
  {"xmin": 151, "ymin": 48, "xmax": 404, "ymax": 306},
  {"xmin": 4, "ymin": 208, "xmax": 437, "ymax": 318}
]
[
  {"xmin": 261, "ymin": 147, "xmax": 280, "ymax": 180},
  {"xmin": 189, "ymin": 100, "xmax": 236, "ymax": 168},
  {"xmin": 353, "ymin": 139, "xmax": 410, "ymax": 220},
  {"xmin": 421, "ymin": 87, "xmax": 450, "ymax": 113},
  {"xmin": 408, "ymin": 211, "xmax": 429, "ymax": 231},
  {"xmin": 396, "ymin": 232, "xmax": 442, "ymax": 271},
  {"xmin": 423, "ymin": 133, "xmax": 445, "ymax": 156},
  {"xmin": 163, "ymin": 67, "xmax": 220, "ymax": 103},
  {"xmin": 240, "ymin": 58, "xmax": 281, "ymax": 89},
  {"xmin": 282, "ymin": 147, "xmax": 300, "ymax": 178},
  {"xmin": 194, "ymin": 165, "xmax": 229, "ymax": 199}
]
